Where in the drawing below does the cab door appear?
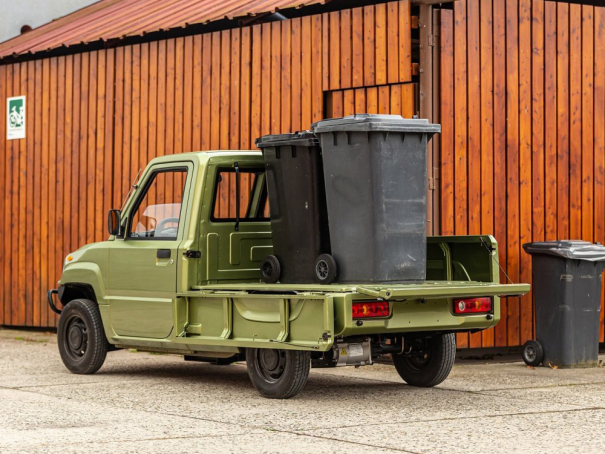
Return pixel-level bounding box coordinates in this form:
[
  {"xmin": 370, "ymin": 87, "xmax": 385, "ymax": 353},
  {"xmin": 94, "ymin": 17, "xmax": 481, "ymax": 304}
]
[{"xmin": 108, "ymin": 164, "xmax": 193, "ymax": 339}]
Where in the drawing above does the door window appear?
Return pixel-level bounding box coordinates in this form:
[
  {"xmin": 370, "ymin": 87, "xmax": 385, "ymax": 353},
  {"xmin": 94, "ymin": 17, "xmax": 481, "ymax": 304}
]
[
  {"xmin": 129, "ymin": 169, "xmax": 188, "ymax": 239},
  {"xmin": 211, "ymin": 169, "xmax": 269, "ymax": 221}
]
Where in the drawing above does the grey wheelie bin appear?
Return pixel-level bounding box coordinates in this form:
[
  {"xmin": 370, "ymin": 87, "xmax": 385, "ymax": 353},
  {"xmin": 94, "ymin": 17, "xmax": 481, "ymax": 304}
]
[
  {"xmin": 522, "ymin": 240, "xmax": 605, "ymax": 368},
  {"xmin": 312, "ymin": 114, "xmax": 440, "ymax": 283},
  {"xmin": 255, "ymin": 131, "xmax": 332, "ymax": 284}
]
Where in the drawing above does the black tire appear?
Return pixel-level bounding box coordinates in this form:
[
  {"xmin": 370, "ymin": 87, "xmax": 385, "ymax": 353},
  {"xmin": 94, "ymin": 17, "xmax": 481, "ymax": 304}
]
[
  {"xmin": 392, "ymin": 333, "xmax": 456, "ymax": 387},
  {"xmin": 246, "ymin": 348, "xmax": 311, "ymax": 399},
  {"xmin": 314, "ymin": 254, "xmax": 337, "ymax": 284},
  {"xmin": 522, "ymin": 340, "xmax": 544, "ymax": 367},
  {"xmin": 57, "ymin": 299, "xmax": 108, "ymax": 374},
  {"xmin": 261, "ymin": 255, "xmax": 281, "ymax": 284}
]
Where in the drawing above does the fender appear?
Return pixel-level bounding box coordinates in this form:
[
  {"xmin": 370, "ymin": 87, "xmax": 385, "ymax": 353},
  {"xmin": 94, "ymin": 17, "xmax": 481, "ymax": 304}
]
[{"xmin": 59, "ymin": 261, "xmax": 108, "ymax": 306}]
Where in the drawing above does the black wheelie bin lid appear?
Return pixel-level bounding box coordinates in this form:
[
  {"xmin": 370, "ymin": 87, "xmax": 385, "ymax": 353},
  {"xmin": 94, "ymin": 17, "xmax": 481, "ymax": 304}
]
[
  {"xmin": 255, "ymin": 131, "xmax": 319, "ymax": 148},
  {"xmin": 523, "ymin": 240, "xmax": 605, "ymax": 261},
  {"xmin": 311, "ymin": 114, "xmax": 441, "ymax": 135}
]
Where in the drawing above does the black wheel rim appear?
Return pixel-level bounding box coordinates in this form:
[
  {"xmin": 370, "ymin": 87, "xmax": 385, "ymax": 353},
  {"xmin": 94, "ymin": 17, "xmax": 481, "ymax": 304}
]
[
  {"xmin": 316, "ymin": 260, "xmax": 329, "ymax": 280},
  {"xmin": 255, "ymin": 349, "xmax": 287, "ymax": 383},
  {"xmin": 525, "ymin": 345, "xmax": 537, "ymax": 362},
  {"xmin": 63, "ymin": 314, "xmax": 88, "ymax": 361},
  {"xmin": 405, "ymin": 353, "xmax": 431, "ymax": 370},
  {"xmin": 262, "ymin": 261, "xmax": 274, "ymax": 277}
]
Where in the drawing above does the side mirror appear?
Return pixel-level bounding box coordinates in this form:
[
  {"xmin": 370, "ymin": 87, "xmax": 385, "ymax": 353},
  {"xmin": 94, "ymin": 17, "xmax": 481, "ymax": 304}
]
[{"xmin": 108, "ymin": 210, "xmax": 121, "ymax": 236}]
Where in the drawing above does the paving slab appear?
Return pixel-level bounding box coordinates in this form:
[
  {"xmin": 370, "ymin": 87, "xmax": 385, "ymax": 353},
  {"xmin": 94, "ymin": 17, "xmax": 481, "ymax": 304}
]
[
  {"xmin": 1, "ymin": 328, "xmax": 605, "ymax": 453},
  {"xmin": 0, "ymin": 387, "xmax": 265, "ymax": 449},
  {"xmin": 1, "ymin": 431, "xmax": 401, "ymax": 454},
  {"xmin": 302, "ymin": 408, "xmax": 605, "ymax": 454},
  {"xmin": 21, "ymin": 359, "xmax": 584, "ymax": 431},
  {"xmin": 479, "ymin": 382, "xmax": 605, "ymax": 409}
]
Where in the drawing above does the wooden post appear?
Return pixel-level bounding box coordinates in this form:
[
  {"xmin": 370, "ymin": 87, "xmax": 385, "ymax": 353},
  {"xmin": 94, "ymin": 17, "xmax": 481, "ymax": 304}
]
[
  {"xmin": 432, "ymin": 8, "xmax": 441, "ymax": 236},
  {"xmin": 418, "ymin": 3, "xmax": 434, "ymax": 235}
]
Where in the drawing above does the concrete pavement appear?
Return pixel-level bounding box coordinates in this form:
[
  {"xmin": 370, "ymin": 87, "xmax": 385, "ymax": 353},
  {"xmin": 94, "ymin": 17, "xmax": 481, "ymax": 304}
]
[{"xmin": 1, "ymin": 328, "xmax": 604, "ymax": 453}]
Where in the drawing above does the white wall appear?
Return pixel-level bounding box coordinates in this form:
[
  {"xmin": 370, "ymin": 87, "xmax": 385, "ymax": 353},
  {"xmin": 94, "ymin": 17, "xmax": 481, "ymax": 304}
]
[{"xmin": 0, "ymin": 0, "xmax": 98, "ymax": 44}]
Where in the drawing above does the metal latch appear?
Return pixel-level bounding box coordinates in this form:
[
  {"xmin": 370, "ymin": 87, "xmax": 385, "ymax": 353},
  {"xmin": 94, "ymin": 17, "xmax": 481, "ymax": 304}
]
[{"xmin": 184, "ymin": 250, "xmax": 202, "ymax": 259}]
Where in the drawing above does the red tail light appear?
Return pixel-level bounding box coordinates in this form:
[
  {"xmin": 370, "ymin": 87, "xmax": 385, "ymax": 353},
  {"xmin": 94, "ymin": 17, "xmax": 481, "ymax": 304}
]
[
  {"xmin": 352, "ymin": 301, "xmax": 390, "ymax": 319},
  {"xmin": 454, "ymin": 297, "xmax": 492, "ymax": 314}
]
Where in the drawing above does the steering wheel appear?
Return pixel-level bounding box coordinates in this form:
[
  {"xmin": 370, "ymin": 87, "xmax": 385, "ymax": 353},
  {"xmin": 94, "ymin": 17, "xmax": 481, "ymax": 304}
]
[{"xmin": 155, "ymin": 217, "xmax": 180, "ymax": 237}]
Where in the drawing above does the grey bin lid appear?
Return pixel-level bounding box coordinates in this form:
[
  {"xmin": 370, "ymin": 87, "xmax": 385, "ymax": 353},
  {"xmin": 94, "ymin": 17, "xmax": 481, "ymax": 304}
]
[
  {"xmin": 523, "ymin": 240, "xmax": 605, "ymax": 261},
  {"xmin": 255, "ymin": 131, "xmax": 319, "ymax": 148},
  {"xmin": 311, "ymin": 114, "xmax": 441, "ymax": 135}
]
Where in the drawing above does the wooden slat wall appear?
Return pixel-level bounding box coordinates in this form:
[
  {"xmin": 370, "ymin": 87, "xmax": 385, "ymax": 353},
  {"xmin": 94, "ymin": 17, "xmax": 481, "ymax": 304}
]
[
  {"xmin": 325, "ymin": 2, "xmax": 412, "ymax": 91},
  {"xmin": 440, "ymin": 0, "xmax": 605, "ymax": 347},
  {"xmin": 0, "ymin": 1, "xmax": 412, "ymax": 328},
  {"xmin": 325, "ymin": 83, "xmax": 416, "ymax": 118},
  {"xmin": 0, "ymin": 50, "xmax": 115, "ymax": 328}
]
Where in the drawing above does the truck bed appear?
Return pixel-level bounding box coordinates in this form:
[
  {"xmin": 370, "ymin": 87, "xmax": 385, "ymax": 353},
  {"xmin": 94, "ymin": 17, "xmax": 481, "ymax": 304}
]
[{"xmin": 169, "ymin": 279, "xmax": 530, "ymax": 352}]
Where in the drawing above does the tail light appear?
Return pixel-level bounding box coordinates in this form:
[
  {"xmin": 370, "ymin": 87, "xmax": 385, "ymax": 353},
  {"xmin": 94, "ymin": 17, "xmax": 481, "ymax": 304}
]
[
  {"xmin": 352, "ymin": 301, "xmax": 390, "ymax": 319},
  {"xmin": 454, "ymin": 297, "xmax": 492, "ymax": 314}
]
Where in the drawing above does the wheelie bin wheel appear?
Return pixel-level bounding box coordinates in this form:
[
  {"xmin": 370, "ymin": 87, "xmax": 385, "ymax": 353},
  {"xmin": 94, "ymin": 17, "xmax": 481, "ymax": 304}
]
[
  {"xmin": 314, "ymin": 254, "xmax": 337, "ymax": 284},
  {"xmin": 246, "ymin": 348, "xmax": 311, "ymax": 399},
  {"xmin": 522, "ymin": 340, "xmax": 544, "ymax": 367},
  {"xmin": 261, "ymin": 255, "xmax": 281, "ymax": 283}
]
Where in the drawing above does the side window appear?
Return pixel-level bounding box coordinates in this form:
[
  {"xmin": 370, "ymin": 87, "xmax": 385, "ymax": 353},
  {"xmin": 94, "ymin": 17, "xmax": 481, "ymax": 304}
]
[
  {"xmin": 129, "ymin": 169, "xmax": 188, "ymax": 239},
  {"xmin": 212, "ymin": 169, "xmax": 270, "ymax": 221}
]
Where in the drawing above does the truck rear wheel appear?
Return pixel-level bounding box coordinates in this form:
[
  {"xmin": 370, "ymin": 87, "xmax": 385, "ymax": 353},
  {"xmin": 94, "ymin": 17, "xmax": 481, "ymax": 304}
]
[
  {"xmin": 246, "ymin": 348, "xmax": 311, "ymax": 399},
  {"xmin": 392, "ymin": 333, "xmax": 456, "ymax": 387},
  {"xmin": 58, "ymin": 299, "xmax": 108, "ymax": 374}
]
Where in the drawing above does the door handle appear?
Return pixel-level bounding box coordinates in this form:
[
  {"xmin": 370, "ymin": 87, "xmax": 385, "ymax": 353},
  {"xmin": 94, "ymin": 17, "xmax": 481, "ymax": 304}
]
[{"xmin": 157, "ymin": 249, "xmax": 171, "ymax": 259}]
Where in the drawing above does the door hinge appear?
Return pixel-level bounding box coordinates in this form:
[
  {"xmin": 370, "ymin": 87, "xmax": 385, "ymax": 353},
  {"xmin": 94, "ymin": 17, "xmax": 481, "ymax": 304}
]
[
  {"xmin": 428, "ymin": 177, "xmax": 435, "ymax": 191},
  {"xmin": 428, "ymin": 34, "xmax": 436, "ymax": 47},
  {"xmin": 184, "ymin": 250, "xmax": 202, "ymax": 259}
]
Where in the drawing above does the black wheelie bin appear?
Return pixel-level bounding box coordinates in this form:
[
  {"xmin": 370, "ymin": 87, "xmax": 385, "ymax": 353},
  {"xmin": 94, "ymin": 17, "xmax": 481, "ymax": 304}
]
[
  {"xmin": 522, "ymin": 240, "xmax": 605, "ymax": 368},
  {"xmin": 312, "ymin": 114, "xmax": 440, "ymax": 283},
  {"xmin": 255, "ymin": 131, "xmax": 332, "ymax": 284}
]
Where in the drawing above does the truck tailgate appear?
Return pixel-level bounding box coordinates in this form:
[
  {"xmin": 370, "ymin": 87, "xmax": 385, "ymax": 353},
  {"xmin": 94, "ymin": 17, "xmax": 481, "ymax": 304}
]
[{"xmin": 356, "ymin": 281, "xmax": 530, "ymax": 300}]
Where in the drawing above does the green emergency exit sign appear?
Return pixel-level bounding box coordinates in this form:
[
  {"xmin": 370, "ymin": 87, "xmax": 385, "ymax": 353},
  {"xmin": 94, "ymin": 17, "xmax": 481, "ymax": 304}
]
[{"xmin": 7, "ymin": 96, "xmax": 25, "ymax": 140}]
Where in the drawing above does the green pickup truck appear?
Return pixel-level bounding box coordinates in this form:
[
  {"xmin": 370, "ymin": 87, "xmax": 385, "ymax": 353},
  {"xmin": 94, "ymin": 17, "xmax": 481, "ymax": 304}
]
[{"xmin": 50, "ymin": 150, "xmax": 529, "ymax": 398}]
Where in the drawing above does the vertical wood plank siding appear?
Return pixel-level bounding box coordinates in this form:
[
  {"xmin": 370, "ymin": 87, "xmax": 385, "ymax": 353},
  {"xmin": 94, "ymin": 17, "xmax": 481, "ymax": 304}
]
[
  {"xmin": 440, "ymin": 0, "xmax": 605, "ymax": 346},
  {"xmin": 0, "ymin": 1, "xmax": 412, "ymax": 329},
  {"xmin": 6, "ymin": 0, "xmax": 602, "ymax": 347}
]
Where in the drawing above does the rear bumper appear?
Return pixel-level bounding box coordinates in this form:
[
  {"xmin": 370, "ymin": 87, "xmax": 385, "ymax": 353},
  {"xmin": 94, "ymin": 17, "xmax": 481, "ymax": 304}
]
[
  {"xmin": 335, "ymin": 281, "xmax": 530, "ymax": 337},
  {"xmin": 336, "ymin": 297, "xmax": 500, "ymax": 337}
]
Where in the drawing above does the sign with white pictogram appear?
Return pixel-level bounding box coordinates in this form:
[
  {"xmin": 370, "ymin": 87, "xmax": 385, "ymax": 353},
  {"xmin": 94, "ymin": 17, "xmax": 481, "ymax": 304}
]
[{"xmin": 7, "ymin": 96, "xmax": 26, "ymax": 140}]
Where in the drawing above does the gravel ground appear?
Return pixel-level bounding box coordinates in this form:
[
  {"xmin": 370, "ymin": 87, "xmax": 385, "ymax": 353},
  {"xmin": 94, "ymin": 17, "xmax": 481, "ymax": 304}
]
[{"xmin": 1, "ymin": 328, "xmax": 604, "ymax": 453}]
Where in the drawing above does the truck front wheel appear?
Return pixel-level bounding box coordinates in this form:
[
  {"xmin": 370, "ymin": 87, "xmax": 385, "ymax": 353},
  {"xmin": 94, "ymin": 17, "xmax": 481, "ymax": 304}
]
[
  {"xmin": 392, "ymin": 333, "xmax": 456, "ymax": 387},
  {"xmin": 246, "ymin": 348, "xmax": 311, "ymax": 399},
  {"xmin": 57, "ymin": 299, "xmax": 108, "ymax": 374}
]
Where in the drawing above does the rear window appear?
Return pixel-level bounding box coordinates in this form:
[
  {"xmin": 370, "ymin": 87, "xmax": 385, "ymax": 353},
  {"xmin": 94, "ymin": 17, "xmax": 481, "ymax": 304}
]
[{"xmin": 211, "ymin": 168, "xmax": 270, "ymax": 222}]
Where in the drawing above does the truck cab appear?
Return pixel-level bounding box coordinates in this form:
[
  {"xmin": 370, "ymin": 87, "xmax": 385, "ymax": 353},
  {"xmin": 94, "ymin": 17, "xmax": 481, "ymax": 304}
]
[
  {"xmin": 103, "ymin": 151, "xmax": 271, "ymax": 339},
  {"xmin": 53, "ymin": 150, "xmax": 529, "ymax": 399}
]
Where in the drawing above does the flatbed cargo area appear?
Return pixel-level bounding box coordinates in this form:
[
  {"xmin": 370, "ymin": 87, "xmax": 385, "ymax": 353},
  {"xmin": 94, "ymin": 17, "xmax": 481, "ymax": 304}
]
[{"xmin": 188, "ymin": 281, "xmax": 530, "ymax": 299}]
